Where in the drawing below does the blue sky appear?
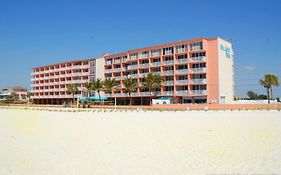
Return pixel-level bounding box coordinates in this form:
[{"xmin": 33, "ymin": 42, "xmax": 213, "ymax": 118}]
[{"xmin": 0, "ymin": 0, "xmax": 280, "ymax": 97}]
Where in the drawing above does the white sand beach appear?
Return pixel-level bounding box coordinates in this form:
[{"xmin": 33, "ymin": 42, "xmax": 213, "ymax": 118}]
[{"xmin": 0, "ymin": 109, "xmax": 280, "ymax": 175}]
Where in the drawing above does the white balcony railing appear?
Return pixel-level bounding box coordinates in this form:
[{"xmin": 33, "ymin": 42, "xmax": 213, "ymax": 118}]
[
  {"xmin": 176, "ymin": 58, "xmax": 188, "ymax": 64},
  {"xmin": 164, "ymin": 81, "xmax": 174, "ymax": 86},
  {"xmin": 150, "ymin": 62, "xmax": 161, "ymax": 67},
  {"xmin": 190, "ymin": 68, "xmax": 206, "ymax": 73},
  {"xmin": 105, "ymin": 69, "xmax": 112, "ymax": 73},
  {"xmin": 176, "ymin": 48, "xmax": 187, "ymax": 53},
  {"xmin": 138, "ymin": 73, "xmax": 147, "ymax": 78},
  {"xmin": 176, "ymin": 90, "xmax": 189, "ymax": 96},
  {"xmin": 163, "ymin": 91, "xmax": 174, "ymax": 96},
  {"xmin": 130, "ymin": 92, "xmax": 139, "ymax": 97},
  {"xmin": 105, "ymin": 61, "xmax": 112, "ymax": 65},
  {"xmin": 175, "ymin": 69, "xmax": 188, "ymax": 75},
  {"xmin": 113, "ymin": 68, "xmax": 122, "ymax": 72},
  {"xmin": 115, "ymin": 76, "xmax": 122, "ymax": 80},
  {"xmin": 127, "ymin": 65, "xmax": 138, "ymax": 70},
  {"xmin": 190, "ymin": 56, "xmax": 206, "ymax": 62},
  {"xmin": 189, "ymin": 79, "xmax": 207, "ymax": 84},
  {"xmin": 140, "ymin": 92, "xmax": 150, "ymax": 96},
  {"xmin": 114, "ymin": 60, "xmax": 121, "ymax": 64},
  {"xmin": 163, "ymin": 60, "xmax": 174, "ymax": 65},
  {"xmin": 139, "ymin": 63, "xmax": 149, "ymax": 68},
  {"xmin": 163, "ymin": 70, "xmax": 174, "ymax": 76},
  {"xmin": 111, "ymin": 93, "xmax": 126, "ymax": 97},
  {"xmin": 128, "ymin": 74, "xmax": 138, "ymax": 78},
  {"xmin": 176, "ymin": 80, "xmax": 188, "ymax": 85},
  {"xmin": 190, "ymin": 90, "xmax": 207, "ymax": 95}
]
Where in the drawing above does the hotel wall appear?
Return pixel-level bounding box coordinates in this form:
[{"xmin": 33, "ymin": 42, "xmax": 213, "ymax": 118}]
[{"xmin": 217, "ymin": 38, "xmax": 234, "ymax": 104}]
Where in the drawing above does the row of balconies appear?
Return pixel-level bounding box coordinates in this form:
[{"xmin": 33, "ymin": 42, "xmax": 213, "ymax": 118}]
[
  {"xmin": 107, "ymin": 90, "xmax": 207, "ymax": 97},
  {"xmin": 106, "ymin": 68, "xmax": 206, "ymax": 77},
  {"xmin": 31, "ymin": 79, "xmax": 89, "ymax": 87},
  {"xmin": 105, "ymin": 56, "xmax": 206, "ymax": 65},
  {"xmin": 31, "ymin": 72, "xmax": 89, "ymax": 81},
  {"xmin": 31, "ymin": 88, "xmax": 68, "ymax": 93},
  {"xmin": 32, "ymin": 65, "xmax": 90, "ymax": 75},
  {"xmin": 31, "ymin": 94, "xmax": 81, "ymax": 99}
]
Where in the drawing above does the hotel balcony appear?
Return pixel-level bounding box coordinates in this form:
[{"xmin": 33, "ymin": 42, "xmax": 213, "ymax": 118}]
[
  {"xmin": 153, "ymin": 71, "xmax": 161, "ymax": 76},
  {"xmin": 164, "ymin": 81, "xmax": 174, "ymax": 86},
  {"xmin": 176, "ymin": 80, "xmax": 188, "ymax": 85},
  {"xmin": 139, "ymin": 63, "xmax": 149, "ymax": 68},
  {"xmin": 128, "ymin": 74, "xmax": 138, "ymax": 79},
  {"xmin": 189, "ymin": 90, "xmax": 207, "ymax": 96},
  {"xmin": 175, "ymin": 48, "xmax": 188, "ymax": 53},
  {"xmin": 163, "ymin": 70, "xmax": 174, "ymax": 76},
  {"xmin": 150, "ymin": 62, "xmax": 161, "ymax": 67},
  {"xmin": 175, "ymin": 69, "xmax": 188, "ymax": 75},
  {"xmin": 163, "ymin": 60, "xmax": 174, "ymax": 66},
  {"xmin": 127, "ymin": 65, "xmax": 138, "ymax": 70},
  {"xmin": 113, "ymin": 68, "xmax": 122, "ymax": 72},
  {"xmin": 105, "ymin": 61, "xmax": 112, "ymax": 65},
  {"xmin": 163, "ymin": 91, "xmax": 174, "ymax": 96},
  {"xmin": 105, "ymin": 69, "xmax": 112, "ymax": 73},
  {"xmin": 110, "ymin": 93, "xmax": 126, "ymax": 97},
  {"xmin": 176, "ymin": 90, "xmax": 189, "ymax": 96},
  {"xmin": 190, "ymin": 56, "xmax": 206, "ymax": 63},
  {"xmin": 139, "ymin": 73, "xmax": 148, "ymax": 78},
  {"xmin": 139, "ymin": 54, "xmax": 149, "ymax": 59},
  {"xmin": 190, "ymin": 68, "xmax": 206, "ymax": 73},
  {"xmin": 140, "ymin": 92, "xmax": 150, "ymax": 96},
  {"xmin": 176, "ymin": 58, "xmax": 188, "ymax": 64},
  {"xmin": 114, "ymin": 60, "xmax": 121, "ymax": 64},
  {"xmin": 115, "ymin": 76, "xmax": 122, "ymax": 81},
  {"xmin": 189, "ymin": 79, "xmax": 207, "ymax": 84},
  {"xmin": 130, "ymin": 56, "xmax": 138, "ymax": 61}
]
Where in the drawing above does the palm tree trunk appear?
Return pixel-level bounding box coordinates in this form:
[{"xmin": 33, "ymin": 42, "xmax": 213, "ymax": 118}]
[
  {"xmin": 129, "ymin": 92, "xmax": 132, "ymax": 105},
  {"xmin": 72, "ymin": 93, "xmax": 75, "ymax": 105},
  {"xmin": 149, "ymin": 90, "xmax": 152, "ymax": 106},
  {"xmin": 267, "ymin": 88, "xmax": 270, "ymax": 104},
  {"xmin": 270, "ymin": 87, "xmax": 273, "ymax": 100}
]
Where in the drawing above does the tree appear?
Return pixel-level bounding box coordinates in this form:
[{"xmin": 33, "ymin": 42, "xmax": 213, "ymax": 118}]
[
  {"xmin": 103, "ymin": 78, "xmax": 116, "ymax": 97},
  {"xmin": 92, "ymin": 78, "xmax": 104, "ymax": 102},
  {"xmin": 123, "ymin": 77, "xmax": 137, "ymax": 105},
  {"xmin": 143, "ymin": 72, "xmax": 163, "ymax": 105},
  {"xmin": 67, "ymin": 84, "xmax": 78, "ymax": 104},
  {"xmin": 247, "ymin": 90, "xmax": 258, "ymax": 100},
  {"xmin": 83, "ymin": 82, "xmax": 93, "ymax": 98},
  {"xmin": 260, "ymin": 74, "xmax": 280, "ymax": 104}
]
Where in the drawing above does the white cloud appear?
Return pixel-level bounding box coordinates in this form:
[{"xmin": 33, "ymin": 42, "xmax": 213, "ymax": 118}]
[{"xmin": 244, "ymin": 66, "xmax": 256, "ymax": 71}]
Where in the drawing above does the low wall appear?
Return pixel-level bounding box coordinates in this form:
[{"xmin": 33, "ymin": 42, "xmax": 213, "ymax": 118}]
[{"xmin": 152, "ymin": 104, "xmax": 281, "ymax": 110}]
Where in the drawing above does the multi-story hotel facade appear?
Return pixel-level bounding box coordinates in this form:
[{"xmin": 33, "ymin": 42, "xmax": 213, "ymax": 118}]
[
  {"xmin": 104, "ymin": 37, "xmax": 234, "ymax": 105},
  {"xmin": 31, "ymin": 37, "xmax": 234, "ymax": 105},
  {"xmin": 31, "ymin": 58, "xmax": 104, "ymax": 104}
]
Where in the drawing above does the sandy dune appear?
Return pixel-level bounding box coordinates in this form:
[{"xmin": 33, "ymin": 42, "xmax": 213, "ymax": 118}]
[{"xmin": 0, "ymin": 109, "xmax": 280, "ymax": 174}]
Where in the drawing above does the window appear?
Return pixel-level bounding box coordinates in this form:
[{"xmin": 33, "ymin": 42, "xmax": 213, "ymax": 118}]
[
  {"xmin": 177, "ymin": 65, "xmax": 188, "ymax": 70},
  {"xmin": 191, "ymin": 52, "xmax": 206, "ymax": 57},
  {"xmin": 190, "ymin": 42, "xmax": 203, "ymax": 51},
  {"xmin": 178, "ymin": 54, "xmax": 188, "ymax": 59},
  {"xmin": 151, "ymin": 49, "xmax": 161, "ymax": 57},
  {"xmin": 163, "ymin": 47, "xmax": 174, "ymax": 55}
]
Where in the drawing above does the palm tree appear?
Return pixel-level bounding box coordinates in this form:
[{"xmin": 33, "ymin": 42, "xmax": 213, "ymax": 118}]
[
  {"xmin": 260, "ymin": 74, "xmax": 280, "ymax": 104},
  {"xmin": 67, "ymin": 84, "xmax": 78, "ymax": 104},
  {"xmin": 143, "ymin": 72, "xmax": 163, "ymax": 105},
  {"xmin": 83, "ymin": 82, "xmax": 93, "ymax": 98},
  {"xmin": 123, "ymin": 77, "xmax": 137, "ymax": 105},
  {"xmin": 92, "ymin": 78, "xmax": 104, "ymax": 102},
  {"xmin": 103, "ymin": 78, "xmax": 116, "ymax": 97}
]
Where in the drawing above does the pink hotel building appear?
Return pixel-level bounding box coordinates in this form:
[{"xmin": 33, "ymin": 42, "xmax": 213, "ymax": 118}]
[{"xmin": 31, "ymin": 37, "xmax": 234, "ymax": 105}]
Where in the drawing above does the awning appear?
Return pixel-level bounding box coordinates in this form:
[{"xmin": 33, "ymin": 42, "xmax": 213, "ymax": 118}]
[{"xmin": 79, "ymin": 96, "xmax": 108, "ymax": 101}]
